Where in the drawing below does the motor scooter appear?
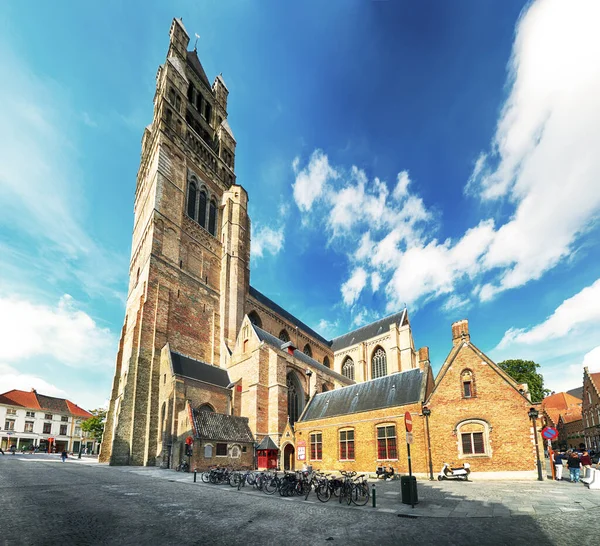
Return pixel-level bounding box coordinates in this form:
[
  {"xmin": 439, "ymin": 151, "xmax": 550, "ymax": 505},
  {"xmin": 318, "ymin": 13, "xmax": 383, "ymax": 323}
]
[{"xmin": 438, "ymin": 462, "xmax": 470, "ymax": 481}]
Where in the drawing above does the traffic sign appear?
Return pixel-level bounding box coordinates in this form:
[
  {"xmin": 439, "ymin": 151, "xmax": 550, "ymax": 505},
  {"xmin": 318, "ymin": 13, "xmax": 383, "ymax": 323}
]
[
  {"xmin": 541, "ymin": 426, "xmax": 558, "ymax": 440},
  {"xmin": 404, "ymin": 411, "xmax": 413, "ymax": 432},
  {"xmin": 406, "ymin": 432, "xmax": 414, "ymax": 445},
  {"xmin": 185, "ymin": 436, "xmax": 194, "ymax": 446}
]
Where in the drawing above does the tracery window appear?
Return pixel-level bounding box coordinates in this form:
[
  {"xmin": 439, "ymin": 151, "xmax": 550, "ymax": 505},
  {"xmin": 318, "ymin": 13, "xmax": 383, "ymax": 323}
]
[
  {"xmin": 248, "ymin": 311, "xmax": 262, "ymax": 329},
  {"xmin": 287, "ymin": 372, "xmax": 303, "ymax": 426},
  {"xmin": 303, "ymin": 344, "xmax": 312, "ymax": 358},
  {"xmin": 371, "ymin": 347, "xmax": 387, "ymax": 379},
  {"xmin": 208, "ymin": 200, "xmax": 217, "ymax": 235},
  {"xmin": 187, "ymin": 181, "xmax": 197, "ymax": 220},
  {"xmin": 198, "ymin": 190, "xmax": 207, "ymax": 228},
  {"xmin": 342, "ymin": 357, "xmax": 355, "ymax": 380},
  {"xmin": 279, "ymin": 330, "xmax": 290, "ymax": 343}
]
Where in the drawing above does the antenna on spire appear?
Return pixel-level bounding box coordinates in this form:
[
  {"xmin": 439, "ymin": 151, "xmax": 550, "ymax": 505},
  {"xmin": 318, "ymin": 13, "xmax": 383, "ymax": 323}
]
[{"xmin": 194, "ymin": 33, "xmax": 200, "ymax": 51}]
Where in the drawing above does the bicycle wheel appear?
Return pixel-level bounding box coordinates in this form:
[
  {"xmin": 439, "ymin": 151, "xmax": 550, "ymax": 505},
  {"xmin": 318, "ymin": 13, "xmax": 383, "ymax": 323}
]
[
  {"xmin": 264, "ymin": 477, "xmax": 278, "ymax": 495},
  {"xmin": 351, "ymin": 482, "xmax": 370, "ymax": 506},
  {"xmin": 316, "ymin": 482, "xmax": 331, "ymax": 503},
  {"xmin": 201, "ymin": 471, "xmax": 210, "ymax": 483},
  {"xmin": 346, "ymin": 484, "xmax": 353, "ymax": 506},
  {"xmin": 229, "ymin": 472, "xmax": 240, "ymax": 487}
]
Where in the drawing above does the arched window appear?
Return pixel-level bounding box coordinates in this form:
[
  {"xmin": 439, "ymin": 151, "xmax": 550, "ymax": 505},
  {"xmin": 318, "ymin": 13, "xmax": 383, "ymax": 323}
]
[
  {"xmin": 342, "ymin": 357, "xmax": 355, "ymax": 380},
  {"xmin": 371, "ymin": 347, "xmax": 387, "ymax": 379},
  {"xmin": 461, "ymin": 369, "xmax": 474, "ymax": 398},
  {"xmin": 198, "ymin": 190, "xmax": 207, "ymax": 228},
  {"xmin": 198, "ymin": 404, "xmax": 215, "ymax": 412},
  {"xmin": 208, "ymin": 200, "xmax": 217, "ymax": 236},
  {"xmin": 187, "ymin": 181, "xmax": 197, "ymax": 220},
  {"xmin": 322, "ymin": 384, "xmax": 330, "ymax": 392},
  {"xmin": 323, "ymin": 356, "xmax": 330, "ymax": 369},
  {"xmin": 248, "ymin": 311, "xmax": 262, "ymax": 329},
  {"xmin": 279, "ymin": 330, "xmax": 290, "ymax": 343},
  {"xmin": 287, "ymin": 371, "xmax": 304, "ymax": 426},
  {"xmin": 457, "ymin": 419, "xmax": 490, "ymax": 457},
  {"xmin": 303, "ymin": 344, "xmax": 312, "ymax": 358},
  {"xmin": 160, "ymin": 402, "xmax": 167, "ymax": 442}
]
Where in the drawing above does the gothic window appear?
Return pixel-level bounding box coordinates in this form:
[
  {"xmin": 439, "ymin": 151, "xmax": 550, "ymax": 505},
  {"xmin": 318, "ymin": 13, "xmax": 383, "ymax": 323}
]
[
  {"xmin": 187, "ymin": 181, "xmax": 197, "ymax": 220},
  {"xmin": 303, "ymin": 344, "xmax": 312, "ymax": 358},
  {"xmin": 175, "ymin": 95, "xmax": 181, "ymax": 112},
  {"xmin": 371, "ymin": 347, "xmax": 387, "ymax": 379},
  {"xmin": 279, "ymin": 330, "xmax": 290, "ymax": 343},
  {"xmin": 196, "ymin": 93, "xmax": 203, "ymax": 112},
  {"xmin": 461, "ymin": 370, "xmax": 474, "ymax": 398},
  {"xmin": 287, "ymin": 371, "xmax": 304, "ymax": 426},
  {"xmin": 165, "ymin": 108, "xmax": 172, "ymax": 125},
  {"xmin": 323, "ymin": 356, "xmax": 330, "ymax": 369},
  {"xmin": 205, "ymin": 101, "xmax": 212, "ymax": 124},
  {"xmin": 198, "ymin": 404, "xmax": 215, "ymax": 412},
  {"xmin": 248, "ymin": 311, "xmax": 262, "ymax": 329},
  {"xmin": 208, "ymin": 199, "xmax": 217, "ymax": 235},
  {"xmin": 342, "ymin": 357, "xmax": 355, "ymax": 380},
  {"xmin": 198, "ymin": 190, "xmax": 207, "ymax": 228},
  {"xmin": 168, "ymin": 87, "xmax": 176, "ymax": 104}
]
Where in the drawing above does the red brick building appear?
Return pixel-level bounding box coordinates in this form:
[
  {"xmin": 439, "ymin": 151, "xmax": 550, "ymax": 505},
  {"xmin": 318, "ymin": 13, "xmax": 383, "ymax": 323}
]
[{"xmin": 582, "ymin": 368, "xmax": 600, "ymax": 452}]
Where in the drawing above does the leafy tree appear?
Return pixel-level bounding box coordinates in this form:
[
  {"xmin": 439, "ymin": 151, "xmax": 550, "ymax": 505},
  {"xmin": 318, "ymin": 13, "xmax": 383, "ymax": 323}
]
[
  {"xmin": 81, "ymin": 408, "xmax": 107, "ymax": 443},
  {"xmin": 498, "ymin": 359, "xmax": 550, "ymax": 403}
]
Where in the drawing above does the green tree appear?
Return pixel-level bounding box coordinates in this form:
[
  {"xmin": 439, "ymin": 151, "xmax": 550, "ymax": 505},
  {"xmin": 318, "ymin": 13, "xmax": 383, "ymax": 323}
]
[
  {"xmin": 498, "ymin": 359, "xmax": 550, "ymax": 403},
  {"xmin": 81, "ymin": 408, "xmax": 107, "ymax": 443}
]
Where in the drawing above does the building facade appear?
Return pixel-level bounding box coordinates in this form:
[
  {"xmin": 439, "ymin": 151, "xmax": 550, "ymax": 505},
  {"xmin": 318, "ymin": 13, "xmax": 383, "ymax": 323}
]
[
  {"xmin": 582, "ymin": 367, "xmax": 600, "ymax": 452},
  {"xmin": 0, "ymin": 389, "xmax": 93, "ymax": 453}
]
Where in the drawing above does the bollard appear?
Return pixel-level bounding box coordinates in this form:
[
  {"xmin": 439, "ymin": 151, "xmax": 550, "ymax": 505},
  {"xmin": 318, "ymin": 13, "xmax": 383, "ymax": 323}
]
[
  {"xmin": 372, "ymin": 483, "xmax": 376, "ymax": 508},
  {"xmin": 194, "ymin": 470, "xmax": 197, "ymax": 483}
]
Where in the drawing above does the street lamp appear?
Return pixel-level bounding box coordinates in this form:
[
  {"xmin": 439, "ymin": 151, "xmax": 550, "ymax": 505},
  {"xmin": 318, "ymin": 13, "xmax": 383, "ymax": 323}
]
[
  {"xmin": 422, "ymin": 406, "xmax": 434, "ymax": 481},
  {"xmin": 528, "ymin": 407, "xmax": 543, "ymax": 481}
]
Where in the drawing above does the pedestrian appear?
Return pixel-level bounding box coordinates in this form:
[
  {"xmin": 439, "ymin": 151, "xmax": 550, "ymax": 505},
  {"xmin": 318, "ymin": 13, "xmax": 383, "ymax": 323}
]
[
  {"xmin": 10, "ymin": 445, "xmax": 16, "ymax": 455},
  {"xmin": 0, "ymin": 446, "xmax": 4, "ymax": 455},
  {"xmin": 554, "ymin": 451, "xmax": 564, "ymax": 480},
  {"xmin": 580, "ymin": 450, "xmax": 592, "ymax": 478},
  {"xmin": 566, "ymin": 451, "xmax": 582, "ymax": 483},
  {"xmin": 61, "ymin": 450, "xmax": 68, "ymax": 463}
]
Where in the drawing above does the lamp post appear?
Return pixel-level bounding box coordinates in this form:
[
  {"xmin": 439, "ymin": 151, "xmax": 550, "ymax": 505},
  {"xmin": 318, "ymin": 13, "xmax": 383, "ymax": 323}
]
[
  {"xmin": 422, "ymin": 406, "xmax": 434, "ymax": 481},
  {"xmin": 528, "ymin": 407, "xmax": 543, "ymax": 481}
]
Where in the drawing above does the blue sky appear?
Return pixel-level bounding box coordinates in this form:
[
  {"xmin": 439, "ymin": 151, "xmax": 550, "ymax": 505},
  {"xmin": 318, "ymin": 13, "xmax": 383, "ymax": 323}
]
[{"xmin": 1, "ymin": 0, "xmax": 600, "ymax": 410}]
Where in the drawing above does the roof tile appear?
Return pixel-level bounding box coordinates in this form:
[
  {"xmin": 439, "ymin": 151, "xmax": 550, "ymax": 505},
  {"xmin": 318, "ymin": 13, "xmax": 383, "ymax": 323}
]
[{"xmin": 191, "ymin": 410, "xmax": 254, "ymax": 443}]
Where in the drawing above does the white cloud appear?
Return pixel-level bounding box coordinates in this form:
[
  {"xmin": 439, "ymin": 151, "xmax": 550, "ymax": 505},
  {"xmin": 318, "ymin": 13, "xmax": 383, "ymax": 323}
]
[
  {"xmin": 0, "ymin": 294, "xmax": 117, "ymax": 368},
  {"xmin": 496, "ymin": 277, "xmax": 600, "ymax": 349},
  {"xmin": 317, "ymin": 318, "xmax": 339, "ymax": 338},
  {"xmin": 251, "ymin": 224, "xmax": 285, "ymax": 258},
  {"xmin": 392, "ymin": 170, "xmax": 410, "ymax": 201},
  {"xmin": 341, "ymin": 268, "xmax": 368, "ymax": 306},
  {"xmin": 371, "ymin": 272, "xmax": 382, "ymax": 292},
  {"xmin": 292, "ymin": 150, "xmax": 338, "ymax": 212},
  {"xmin": 0, "ymin": 364, "xmax": 68, "ymax": 398},
  {"xmin": 583, "ymin": 346, "xmax": 600, "ymax": 373},
  {"xmin": 442, "ymin": 294, "xmax": 470, "ymax": 313}
]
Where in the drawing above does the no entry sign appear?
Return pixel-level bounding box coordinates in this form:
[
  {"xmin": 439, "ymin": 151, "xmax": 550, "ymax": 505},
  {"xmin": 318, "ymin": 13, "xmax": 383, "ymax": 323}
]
[
  {"xmin": 405, "ymin": 411, "xmax": 413, "ymax": 432},
  {"xmin": 541, "ymin": 426, "xmax": 558, "ymax": 440}
]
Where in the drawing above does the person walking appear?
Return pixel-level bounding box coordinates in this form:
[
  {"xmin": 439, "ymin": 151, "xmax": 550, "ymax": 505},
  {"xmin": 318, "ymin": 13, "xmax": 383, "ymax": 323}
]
[
  {"xmin": 61, "ymin": 449, "xmax": 68, "ymax": 463},
  {"xmin": 554, "ymin": 451, "xmax": 564, "ymax": 480},
  {"xmin": 580, "ymin": 450, "xmax": 592, "ymax": 479},
  {"xmin": 567, "ymin": 451, "xmax": 582, "ymax": 483}
]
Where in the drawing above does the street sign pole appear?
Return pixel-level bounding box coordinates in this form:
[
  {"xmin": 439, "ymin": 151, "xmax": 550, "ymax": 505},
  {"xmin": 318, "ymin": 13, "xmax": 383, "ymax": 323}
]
[{"xmin": 407, "ymin": 441, "xmax": 412, "ymax": 477}]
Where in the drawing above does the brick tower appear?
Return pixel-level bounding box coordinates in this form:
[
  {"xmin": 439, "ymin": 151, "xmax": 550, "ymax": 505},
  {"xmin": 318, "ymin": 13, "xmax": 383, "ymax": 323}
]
[{"xmin": 100, "ymin": 18, "xmax": 250, "ymax": 466}]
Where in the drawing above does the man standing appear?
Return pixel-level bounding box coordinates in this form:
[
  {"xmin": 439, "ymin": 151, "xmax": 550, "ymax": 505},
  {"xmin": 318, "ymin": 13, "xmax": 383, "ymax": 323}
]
[
  {"xmin": 566, "ymin": 451, "xmax": 582, "ymax": 483},
  {"xmin": 580, "ymin": 450, "xmax": 592, "ymax": 478},
  {"xmin": 554, "ymin": 451, "xmax": 564, "ymax": 480}
]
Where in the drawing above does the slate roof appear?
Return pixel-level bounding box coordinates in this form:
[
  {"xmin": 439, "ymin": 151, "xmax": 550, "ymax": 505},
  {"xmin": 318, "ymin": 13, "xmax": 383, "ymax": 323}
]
[
  {"xmin": 191, "ymin": 410, "xmax": 254, "ymax": 443},
  {"xmin": 256, "ymin": 436, "xmax": 278, "ymax": 450},
  {"xmin": 300, "ymin": 368, "xmax": 424, "ymax": 421},
  {"xmin": 567, "ymin": 386, "xmax": 583, "ymax": 400},
  {"xmin": 186, "ymin": 50, "xmax": 211, "ymax": 89},
  {"xmin": 253, "ymin": 325, "xmax": 353, "ymax": 385},
  {"xmin": 170, "ymin": 351, "xmax": 230, "ymax": 388},
  {"xmin": 331, "ymin": 309, "xmax": 408, "ymax": 352},
  {"xmin": 248, "ymin": 286, "xmax": 330, "ymax": 346},
  {"xmin": 0, "ymin": 389, "xmax": 91, "ymax": 418}
]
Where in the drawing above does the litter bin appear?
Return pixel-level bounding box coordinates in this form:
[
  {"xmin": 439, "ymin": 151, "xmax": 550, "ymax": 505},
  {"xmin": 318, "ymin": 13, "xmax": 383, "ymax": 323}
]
[{"xmin": 401, "ymin": 475, "xmax": 418, "ymax": 505}]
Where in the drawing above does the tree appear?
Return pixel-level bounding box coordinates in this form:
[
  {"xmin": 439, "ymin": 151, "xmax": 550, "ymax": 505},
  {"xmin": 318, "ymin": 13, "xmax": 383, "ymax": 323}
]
[
  {"xmin": 498, "ymin": 359, "xmax": 550, "ymax": 403},
  {"xmin": 81, "ymin": 408, "xmax": 107, "ymax": 444}
]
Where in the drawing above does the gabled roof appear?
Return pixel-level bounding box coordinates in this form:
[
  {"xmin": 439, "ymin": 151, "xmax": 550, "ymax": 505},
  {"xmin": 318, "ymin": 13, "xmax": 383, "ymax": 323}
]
[
  {"xmin": 248, "ymin": 286, "xmax": 330, "ymax": 346},
  {"xmin": 256, "ymin": 436, "xmax": 278, "ymax": 450},
  {"xmin": 191, "ymin": 410, "xmax": 254, "ymax": 443},
  {"xmin": 186, "ymin": 50, "xmax": 211, "ymax": 89},
  {"xmin": 0, "ymin": 389, "xmax": 91, "ymax": 418},
  {"xmin": 559, "ymin": 409, "xmax": 582, "ymax": 424},
  {"xmin": 589, "ymin": 372, "xmax": 600, "ymax": 394},
  {"xmin": 542, "ymin": 391, "xmax": 582, "ymax": 411},
  {"xmin": 252, "ymin": 324, "xmax": 353, "ymax": 385},
  {"xmin": 300, "ymin": 368, "xmax": 424, "ymax": 422},
  {"xmin": 331, "ymin": 309, "xmax": 408, "ymax": 352},
  {"xmin": 0, "ymin": 390, "xmax": 41, "ymax": 409},
  {"xmin": 170, "ymin": 351, "xmax": 230, "ymax": 388}
]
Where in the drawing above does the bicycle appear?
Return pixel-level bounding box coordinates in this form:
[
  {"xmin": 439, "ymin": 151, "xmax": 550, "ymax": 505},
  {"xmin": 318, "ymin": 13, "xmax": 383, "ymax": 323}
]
[{"xmin": 176, "ymin": 461, "xmax": 190, "ymax": 472}]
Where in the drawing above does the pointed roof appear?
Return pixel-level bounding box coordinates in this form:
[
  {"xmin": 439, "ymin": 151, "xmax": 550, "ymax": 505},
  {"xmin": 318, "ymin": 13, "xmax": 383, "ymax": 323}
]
[
  {"xmin": 0, "ymin": 389, "xmax": 92, "ymax": 418},
  {"xmin": 330, "ymin": 309, "xmax": 408, "ymax": 352},
  {"xmin": 170, "ymin": 350, "xmax": 230, "ymax": 388},
  {"xmin": 257, "ymin": 436, "xmax": 278, "ymax": 450},
  {"xmin": 220, "ymin": 118, "xmax": 236, "ymax": 142},
  {"xmin": 588, "ymin": 372, "xmax": 600, "ymax": 394},
  {"xmin": 186, "ymin": 50, "xmax": 211, "ymax": 89},
  {"xmin": 0, "ymin": 389, "xmax": 41, "ymax": 409},
  {"xmin": 191, "ymin": 409, "xmax": 254, "ymax": 443}
]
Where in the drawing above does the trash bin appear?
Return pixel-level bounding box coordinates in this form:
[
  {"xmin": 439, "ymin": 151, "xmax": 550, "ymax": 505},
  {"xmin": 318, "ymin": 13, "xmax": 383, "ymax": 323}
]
[{"xmin": 401, "ymin": 475, "xmax": 418, "ymax": 505}]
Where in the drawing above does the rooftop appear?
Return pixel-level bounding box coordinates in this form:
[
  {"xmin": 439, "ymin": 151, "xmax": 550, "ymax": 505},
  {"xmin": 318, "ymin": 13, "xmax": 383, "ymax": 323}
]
[
  {"xmin": 170, "ymin": 351, "xmax": 230, "ymax": 388},
  {"xmin": 191, "ymin": 409, "xmax": 254, "ymax": 443},
  {"xmin": 0, "ymin": 389, "xmax": 92, "ymax": 418}
]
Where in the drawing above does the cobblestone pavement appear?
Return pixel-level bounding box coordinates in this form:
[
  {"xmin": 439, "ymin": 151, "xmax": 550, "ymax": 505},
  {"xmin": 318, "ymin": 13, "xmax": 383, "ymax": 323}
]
[{"xmin": 1, "ymin": 455, "xmax": 598, "ymax": 545}]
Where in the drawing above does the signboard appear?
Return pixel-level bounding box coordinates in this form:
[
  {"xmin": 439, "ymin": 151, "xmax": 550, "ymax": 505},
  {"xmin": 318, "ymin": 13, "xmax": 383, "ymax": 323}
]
[
  {"xmin": 541, "ymin": 426, "xmax": 558, "ymax": 440},
  {"xmin": 185, "ymin": 436, "xmax": 194, "ymax": 446},
  {"xmin": 406, "ymin": 432, "xmax": 414, "ymax": 445},
  {"xmin": 297, "ymin": 440, "xmax": 306, "ymax": 461},
  {"xmin": 404, "ymin": 411, "xmax": 413, "ymax": 432}
]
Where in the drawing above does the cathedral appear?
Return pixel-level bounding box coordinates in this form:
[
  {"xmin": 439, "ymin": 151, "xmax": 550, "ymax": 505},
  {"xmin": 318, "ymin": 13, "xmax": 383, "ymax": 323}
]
[
  {"xmin": 100, "ymin": 18, "xmax": 423, "ymax": 467},
  {"xmin": 101, "ymin": 19, "xmax": 542, "ymax": 479}
]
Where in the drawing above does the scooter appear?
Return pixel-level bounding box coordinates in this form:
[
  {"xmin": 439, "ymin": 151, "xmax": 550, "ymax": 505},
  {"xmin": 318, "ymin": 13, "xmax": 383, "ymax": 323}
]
[
  {"xmin": 438, "ymin": 462, "xmax": 470, "ymax": 481},
  {"xmin": 375, "ymin": 466, "xmax": 396, "ymax": 480}
]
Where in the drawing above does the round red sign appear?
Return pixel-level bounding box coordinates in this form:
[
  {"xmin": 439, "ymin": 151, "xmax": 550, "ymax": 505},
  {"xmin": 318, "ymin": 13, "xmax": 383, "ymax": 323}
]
[
  {"xmin": 185, "ymin": 436, "xmax": 194, "ymax": 446},
  {"xmin": 404, "ymin": 411, "xmax": 413, "ymax": 432}
]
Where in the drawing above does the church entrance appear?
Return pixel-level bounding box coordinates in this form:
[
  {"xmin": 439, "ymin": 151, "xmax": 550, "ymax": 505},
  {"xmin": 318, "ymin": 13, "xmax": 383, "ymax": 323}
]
[{"xmin": 283, "ymin": 444, "xmax": 295, "ymax": 471}]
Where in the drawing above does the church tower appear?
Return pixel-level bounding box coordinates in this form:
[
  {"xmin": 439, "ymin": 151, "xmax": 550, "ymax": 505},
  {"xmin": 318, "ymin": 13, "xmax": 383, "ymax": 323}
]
[{"xmin": 100, "ymin": 18, "xmax": 249, "ymax": 466}]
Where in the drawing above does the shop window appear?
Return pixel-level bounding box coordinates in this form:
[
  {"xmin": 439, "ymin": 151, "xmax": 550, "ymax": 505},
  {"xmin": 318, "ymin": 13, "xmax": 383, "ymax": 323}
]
[
  {"xmin": 43, "ymin": 423, "xmax": 52, "ymax": 434},
  {"xmin": 310, "ymin": 432, "xmax": 322, "ymax": 461},
  {"xmin": 457, "ymin": 419, "xmax": 490, "ymax": 457},
  {"xmin": 377, "ymin": 425, "xmax": 397, "ymax": 460},
  {"xmin": 339, "ymin": 429, "xmax": 355, "ymax": 460},
  {"xmin": 216, "ymin": 443, "xmax": 228, "ymax": 457}
]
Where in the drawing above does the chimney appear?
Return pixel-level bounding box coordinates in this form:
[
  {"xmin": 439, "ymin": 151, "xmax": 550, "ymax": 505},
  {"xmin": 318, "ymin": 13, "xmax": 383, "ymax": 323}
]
[
  {"xmin": 451, "ymin": 319, "xmax": 470, "ymax": 346},
  {"xmin": 417, "ymin": 347, "xmax": 430, "ymax": 370}
]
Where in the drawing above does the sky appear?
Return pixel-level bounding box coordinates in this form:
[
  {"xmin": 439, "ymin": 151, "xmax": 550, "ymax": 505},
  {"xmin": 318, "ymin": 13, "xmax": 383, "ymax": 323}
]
[{"xmin": 1, "ymin": 0, "xmax": 599, "ymax": 410}]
